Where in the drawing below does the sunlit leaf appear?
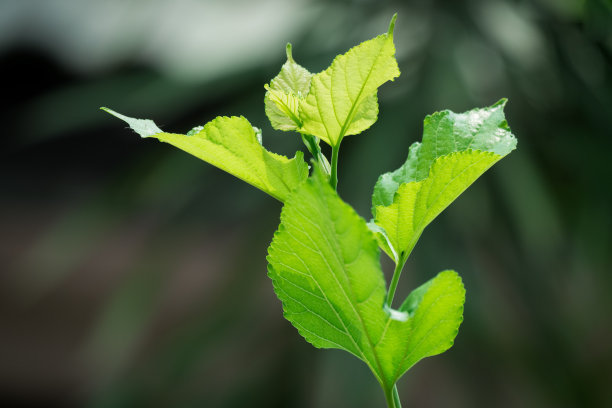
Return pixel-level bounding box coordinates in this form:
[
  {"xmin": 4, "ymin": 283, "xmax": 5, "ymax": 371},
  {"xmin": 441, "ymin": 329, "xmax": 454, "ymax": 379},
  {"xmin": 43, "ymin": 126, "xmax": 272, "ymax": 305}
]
[
  {"xmin": 298, "ymin": 15, "xmax": 400, "ymax": 146},
  {"xmin": 102, "ymin": 108, "xmax": 308, "ymax": 202}
]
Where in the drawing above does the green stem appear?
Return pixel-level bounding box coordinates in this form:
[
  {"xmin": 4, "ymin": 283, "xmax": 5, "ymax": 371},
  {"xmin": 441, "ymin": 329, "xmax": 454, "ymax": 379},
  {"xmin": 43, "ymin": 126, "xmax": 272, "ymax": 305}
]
[
  {"xmin": 384, "ymin": 385, "xmax": 402, "ymax": 408},
  {"xmin": 385, "ymin": 234, "xmax": 420, "ymax": 308},
  {"xmin": 393, "ymin": 385, "xmax": 402, "ymax": 408},
  {"xmin": 330, "ymin": 143, "xmax": 340, "ymax": 190},
  {"xmin": 384, "ymin": 387, "xmax": 397, "ymax": 408},
  {"xmin": 385, "ymin": 255, "xmax": 406, "ymax": 309}
]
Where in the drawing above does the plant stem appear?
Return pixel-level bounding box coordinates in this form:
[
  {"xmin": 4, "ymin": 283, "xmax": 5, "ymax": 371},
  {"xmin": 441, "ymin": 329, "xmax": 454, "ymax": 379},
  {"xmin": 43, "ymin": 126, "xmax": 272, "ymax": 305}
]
[
  {"xmin": 384, "ymin": 387, "xmax": 397, "ymax": 408},
  {"xmin": 385, "ymin": 234, "xmax": 420, "ymax": 308},
  {"xmin": 393, "ymin": 385, "xmax": 402, "ymax": 408},
  {"xmin": 330, "ymin": 143, "xmax": 340, "ymax": 190},
  {"xmin": 384, "ymin": 385, "xmax": 402, "ymax": 408},
  {"xmin": 385, "ymin": 256, "xmax": 406, "ymax": 309}
]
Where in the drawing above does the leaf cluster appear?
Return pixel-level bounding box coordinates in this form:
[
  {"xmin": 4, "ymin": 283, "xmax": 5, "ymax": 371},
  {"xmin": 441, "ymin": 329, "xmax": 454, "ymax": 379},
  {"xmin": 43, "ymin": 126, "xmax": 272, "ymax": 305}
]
[{"xmin": 102, "ymin": 14, "xmax": 516, "ymax": 407}]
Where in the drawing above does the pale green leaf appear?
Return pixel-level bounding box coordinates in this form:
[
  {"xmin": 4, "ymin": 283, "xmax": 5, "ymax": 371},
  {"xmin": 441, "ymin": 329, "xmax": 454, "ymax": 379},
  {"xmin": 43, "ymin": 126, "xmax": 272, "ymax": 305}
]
[
  {"xmin": 298, "ymin": 15, "xmax": 400, "ymax": 146},
  {"xmin": 267, "ymin": 167, "xmax": 465, "ymax": 391},
  {"xmin": 264, "ymin": 43, "xmax": 313, "ymax": 131},
  {"xmin": 372, "ymin": 100, "xmax": 517, "ymax": 260},
  {"xmin": 101, "ymin": 108, "xmax": 308, "ymax": 202}
]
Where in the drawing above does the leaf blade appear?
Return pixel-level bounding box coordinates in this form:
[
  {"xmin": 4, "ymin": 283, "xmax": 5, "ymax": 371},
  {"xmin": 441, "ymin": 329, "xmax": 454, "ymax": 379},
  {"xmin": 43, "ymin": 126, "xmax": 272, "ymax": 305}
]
[
  {"xmin": 102, "ymin": 108, "xmax": 308, "ymax": 202},
  {"xmin": 267, "ymin": 167, "xmax": 389, "ymax": 384},
  {"xmin": 298, "ymin": 15, "xmax": 400, "ymax": 146},
  {"xmin": 375, "ymin": 150, "xmax": 502, "ymax": 258},
  {"xmin": 377, "ymin": 270, "xmax": 465, "ymax": 382},
  {"xmin": 372, "ymin": 99, "xmax": 516, "ymax": 210},
  {"xmin": 372, "ymin": 100, "xmax": 517, "ymax": 258}
]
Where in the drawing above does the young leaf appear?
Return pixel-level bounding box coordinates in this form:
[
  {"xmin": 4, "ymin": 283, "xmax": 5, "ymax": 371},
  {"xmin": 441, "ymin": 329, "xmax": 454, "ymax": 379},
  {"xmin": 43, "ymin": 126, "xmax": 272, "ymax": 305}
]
[
  {"xmin": 267, "ymin": 166, "xmax": 465, "ymax": 392},
  {"xmin": 101, "ymin": 108, "xmax": 308, "ymax": 202},
  {"xmin": 372, "ymin": 100, "xmax": 517, "ymax": 260},
  {"xmin": 298, "ymin": 14, "xmax": 400, "ymax": 147},
  {"xmin": 264, "ymin": 43, "xmax": 313, "ymax": 131}
]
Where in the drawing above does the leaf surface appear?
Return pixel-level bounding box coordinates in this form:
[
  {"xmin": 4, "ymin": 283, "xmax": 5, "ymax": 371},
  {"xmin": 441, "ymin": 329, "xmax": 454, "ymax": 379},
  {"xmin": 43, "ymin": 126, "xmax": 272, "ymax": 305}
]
[
  {"xmin": 372, "ymin": 100, "xmax": 516, "ymax": 259},
  {"xmin": 298, "ymin": 15, "xmax": 400, "ymax": 146},
  {"xmin": 267, "ymin": 168, "xmax": 465, "ymax": 390},
  {"xmin": 102, "ymin": 108, "xmax": 308, "ymax": 202}
]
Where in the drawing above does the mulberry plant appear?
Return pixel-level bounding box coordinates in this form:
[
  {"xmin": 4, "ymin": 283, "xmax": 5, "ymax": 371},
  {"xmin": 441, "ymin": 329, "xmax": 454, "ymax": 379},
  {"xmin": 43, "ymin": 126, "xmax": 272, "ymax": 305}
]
[{"xmin": 103, "ymin": 14, "xmax": 517, "ymax": 407}]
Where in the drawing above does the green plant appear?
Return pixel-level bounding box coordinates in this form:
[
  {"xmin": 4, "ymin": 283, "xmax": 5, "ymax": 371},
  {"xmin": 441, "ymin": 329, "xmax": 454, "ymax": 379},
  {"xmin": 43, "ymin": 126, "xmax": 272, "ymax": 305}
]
[{"xmin": 102, "ymin": 14, "xmax": 516, "ymax": 408}]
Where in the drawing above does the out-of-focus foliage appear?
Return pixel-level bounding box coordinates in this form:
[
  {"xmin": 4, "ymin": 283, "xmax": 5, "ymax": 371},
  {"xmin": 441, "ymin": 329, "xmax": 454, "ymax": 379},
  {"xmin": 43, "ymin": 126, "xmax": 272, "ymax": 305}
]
[{"xmin": 1, "ymin": 0, "xmax": 611, "ymax": 407}]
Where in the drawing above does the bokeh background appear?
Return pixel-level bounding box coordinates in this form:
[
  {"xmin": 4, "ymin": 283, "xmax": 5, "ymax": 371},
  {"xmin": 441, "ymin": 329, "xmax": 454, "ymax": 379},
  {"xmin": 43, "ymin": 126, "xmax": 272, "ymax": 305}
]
[{"xmin": 1, "ymin": 0, "xmax": 611, "ymax": 407}]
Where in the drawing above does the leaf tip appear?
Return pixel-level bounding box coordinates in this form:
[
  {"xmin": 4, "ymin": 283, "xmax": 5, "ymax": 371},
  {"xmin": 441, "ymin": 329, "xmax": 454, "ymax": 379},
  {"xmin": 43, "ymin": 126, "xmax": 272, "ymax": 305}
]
[
  {"xmin": 100, "ymin": 107, "xmax": 162, "ymax": 138},
  {"xmin": 100, "ymin": 106, "xmax": 131, "ymax": 124},
  {"xmin": 100, "ymin": 106, "xmax": 119, "ymax": 117},
  {"xmin": 388, "ymin": 13, "xmax": 398, "ymax": 36},
  {"xmin": 285, "ymin": 42, "xmax": 294, "ymax": 62},
  {"xmin": 493, "ymin": 97, "xmax": 508, "ymax": 108}
]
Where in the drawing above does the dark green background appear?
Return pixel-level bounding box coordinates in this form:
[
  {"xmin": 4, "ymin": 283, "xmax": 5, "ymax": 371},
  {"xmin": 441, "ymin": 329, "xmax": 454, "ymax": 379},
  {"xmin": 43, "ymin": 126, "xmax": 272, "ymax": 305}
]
[{"xmin": 1, "ymin": 0, "xmax": 611, "ymax": 407}]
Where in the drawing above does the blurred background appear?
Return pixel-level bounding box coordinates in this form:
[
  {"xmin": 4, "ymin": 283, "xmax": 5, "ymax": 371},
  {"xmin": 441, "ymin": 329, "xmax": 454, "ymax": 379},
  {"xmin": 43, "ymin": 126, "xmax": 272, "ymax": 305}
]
[{"xmin": 1, "ymin": 0, "xmax": 611, "ymax": 407}]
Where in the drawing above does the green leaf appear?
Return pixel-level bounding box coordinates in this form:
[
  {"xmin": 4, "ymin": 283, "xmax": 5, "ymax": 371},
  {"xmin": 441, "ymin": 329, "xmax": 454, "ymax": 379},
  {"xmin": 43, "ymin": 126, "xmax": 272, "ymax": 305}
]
[
  {"xmin": 101, "ymin": 108, "xmax": 308, "ymax": 202},
  {"xmin": 298, "ymin": 14, "xmax": 400, "ymax": 146},
  {"xmin": 264, "ymin": 43, "xmax": 313, "ymax": 131},
  {"xmin": 373, "ymin": 99, "xmax": 516, "ymax": 210},
  {"xmin": 387, "ymin": 270, "xmax": 465, "ymax": 376},
  {"xmin": 372, "ymin": 100, "xmax": 517, "ymax": 260},
  {"xmin": 267, "ymin": 166, "xmax": 465, "ymax": 391}
]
